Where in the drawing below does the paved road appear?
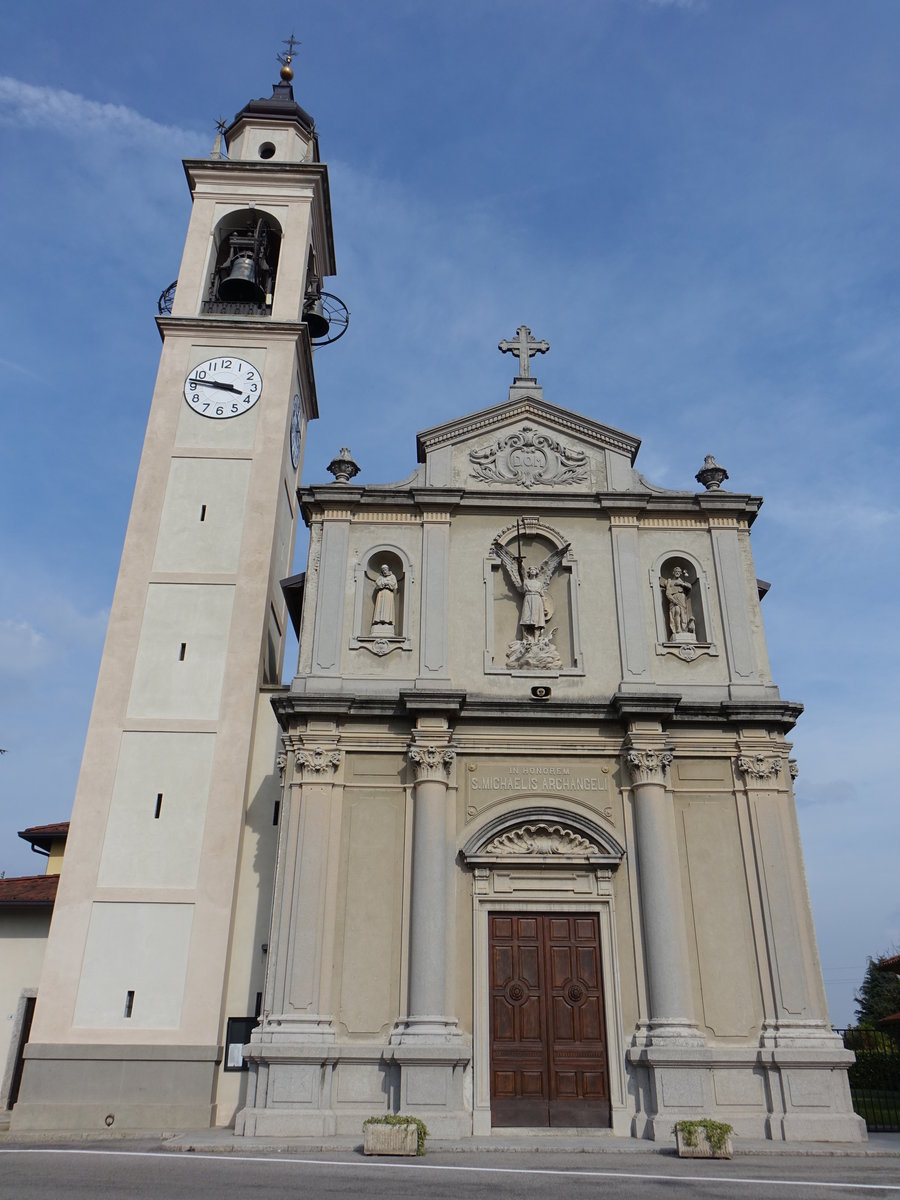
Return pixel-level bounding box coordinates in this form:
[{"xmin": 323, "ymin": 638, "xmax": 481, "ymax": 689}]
[{"xmin": 1, "ymin": 1147, "xmax": 899, "ymax": 1200}]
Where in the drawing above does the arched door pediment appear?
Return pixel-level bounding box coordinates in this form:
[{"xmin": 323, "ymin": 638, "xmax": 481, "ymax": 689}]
[{"xmin": 461, "ymin": 805, "xmax": 625, "ymax": 869}]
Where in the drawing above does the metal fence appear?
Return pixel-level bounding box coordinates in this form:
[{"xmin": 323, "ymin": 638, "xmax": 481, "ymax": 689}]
[{"xmin": 837, "ymin": 1028, "xmax": 900, "ymax": 1132}]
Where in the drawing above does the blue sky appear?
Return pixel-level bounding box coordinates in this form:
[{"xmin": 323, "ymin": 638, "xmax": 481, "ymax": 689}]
[{"xmin": 2, "ymin": 1, "xmax": 898, "ymax": 1027}]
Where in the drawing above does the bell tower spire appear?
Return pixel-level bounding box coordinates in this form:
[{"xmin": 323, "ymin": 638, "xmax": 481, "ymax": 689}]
[{"xmin": 12, "ymin": 45, "xmax": 342, "ymax": 1134}]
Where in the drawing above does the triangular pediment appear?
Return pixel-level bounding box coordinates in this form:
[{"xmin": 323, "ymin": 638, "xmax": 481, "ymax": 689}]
[{"xmin": 416, "ymin": 394, "xmax": 641, "ymax": 493}]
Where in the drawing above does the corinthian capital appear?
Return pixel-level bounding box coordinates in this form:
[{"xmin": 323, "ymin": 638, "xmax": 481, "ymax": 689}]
[
  {"xmin": 625, "ymin": 747, "xmax": 673, "ymax": 786},
  {"xmin": 407, "ymin": 742, "xmax": 456, "ymax": 783},
  {"xmin": 736, "ymin": 753, "xmax": 783, "ymax": 782},
  {"xmin": 295, "ymin": 745, "xmax": 342, "ymax": 778}
]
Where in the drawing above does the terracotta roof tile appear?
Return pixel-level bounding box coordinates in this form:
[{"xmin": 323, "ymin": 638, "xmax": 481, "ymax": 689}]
[
  {"xmin": 18, "ymin": 821, "xmax": 70, "ymax": 839},
  {"xmin": 0, "ymin": 874, "xmax": 59, "ymax": 905}
]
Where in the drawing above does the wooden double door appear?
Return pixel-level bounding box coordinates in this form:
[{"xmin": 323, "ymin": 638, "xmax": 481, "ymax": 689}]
[{"xmin": 489, "ymin": 913, "xmax": 611, "ymax": 1127}]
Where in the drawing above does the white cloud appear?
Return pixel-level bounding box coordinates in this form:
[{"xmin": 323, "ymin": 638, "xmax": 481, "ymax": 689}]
[{"xmin": 0, "ymin": 76, "xmax": 202, "ymax": 147}]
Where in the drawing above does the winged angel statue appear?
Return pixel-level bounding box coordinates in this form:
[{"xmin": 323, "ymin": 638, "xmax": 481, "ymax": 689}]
[{"xmin": 492, "ymin": 538, "xmax": 570, "ymax": 670}]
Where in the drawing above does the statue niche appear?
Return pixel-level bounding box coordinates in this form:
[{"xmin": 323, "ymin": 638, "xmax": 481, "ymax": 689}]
[
  {"xmin": 352, "ymin": 548, "xmax": 409, "ymax": 656},
  {"xmin": 655, "ymin": 555, "xmax": 713, "ymax": 661},
  {"xmin": 488, "ymin": 524, "xmax": 577, "ymax": 672}
]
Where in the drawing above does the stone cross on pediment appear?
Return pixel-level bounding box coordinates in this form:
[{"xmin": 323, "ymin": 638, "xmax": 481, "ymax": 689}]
[{"xmin": 499, "ymin": 325, "xmax": 550, "ymax": 379}]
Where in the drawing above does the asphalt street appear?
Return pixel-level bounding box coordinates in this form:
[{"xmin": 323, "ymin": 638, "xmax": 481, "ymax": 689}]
[{"xmin": 1, "ymin": 1146, "xmax": 899, "ymax": 1200}]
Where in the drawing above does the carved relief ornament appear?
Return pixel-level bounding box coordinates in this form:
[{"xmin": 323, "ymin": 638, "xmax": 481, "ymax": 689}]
[
  {"xmin": 736, "ymin": 753, "xmax": 784, "ymax": 782},
  {"xmin": 469, "ymin": 425, "xmax": 589, "ymax": 489},
  {"xmin": 407, "ymin": 743, "xmax": 456, "ymax": 782},
  {"xmin": 295, "ymin": 746, "xmax": 342, "ymax": 777},
  {"xmin": 486, "ymin": 823, "xmax": 593, "ymax": 857},
  {"xmin": 625, "ymin": 748, "xmax": 674, "ymax": 786}
]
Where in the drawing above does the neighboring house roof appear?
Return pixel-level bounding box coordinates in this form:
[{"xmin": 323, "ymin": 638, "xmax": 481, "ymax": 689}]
[
  {"xmin": 877, "ymin": 953, "xmax": 900, "ymax": 974},
  {"xmin": 0, "ymin": 874, "xmax": 59, "ymax": 906},
  {"xmin": 17, "ymin": 822, "xmax": 69, "ymax": 854}
]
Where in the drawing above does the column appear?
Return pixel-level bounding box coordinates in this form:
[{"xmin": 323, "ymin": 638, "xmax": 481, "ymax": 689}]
[
  {"xmin": 625, "ymin": 737, "xmax": 703, "ymax": 1044},
  {"xmin": 393, "ymin": 740, "xmax": 459, "ymax": 1042}
]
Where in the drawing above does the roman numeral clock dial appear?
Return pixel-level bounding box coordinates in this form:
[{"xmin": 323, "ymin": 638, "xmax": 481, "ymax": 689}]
[{"xmin": 183, "ymin": 356, "xmax": 262, "ymax": 418}]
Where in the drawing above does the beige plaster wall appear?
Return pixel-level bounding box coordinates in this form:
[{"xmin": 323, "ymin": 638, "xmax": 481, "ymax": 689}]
[
  {"xmin": 73, "ymin": 902, "xmax": 194, "ymax": 1029},
  {"xmin": 213, "ymin": 692, "xmax": 282, "ymax": 1126},
  {"xmin": 127, "ymin": 584, "xmax": 235, "ymax": 720},
  {"xmin": 97, "ymin": 733, "xmax": 216, "ymax": 890},
  {"xmin": 334, "ymin": 786, "xmax": 406, "ymax": 1039},
  {"xmin": 153, "ymin": 458, "xmax": 252, "ymax": 574},
  {"xmin": 0, "ymin": 911, "xmax": 51, "ymax": 1084}
]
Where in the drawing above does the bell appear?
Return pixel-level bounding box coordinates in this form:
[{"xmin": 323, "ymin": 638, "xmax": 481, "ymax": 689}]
[
  {"xmin": 303, "ymin": 294, "xmax": 330, "ymax": 340},
  {"xmin": 218, "ymin": 253, "xmax": 265, "ymax": 305}
]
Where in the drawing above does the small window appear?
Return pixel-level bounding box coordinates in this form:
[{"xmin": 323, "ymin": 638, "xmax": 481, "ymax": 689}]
[{"xmin": 258, "ymin": 141, "xmax": 276, "ymax": 160}]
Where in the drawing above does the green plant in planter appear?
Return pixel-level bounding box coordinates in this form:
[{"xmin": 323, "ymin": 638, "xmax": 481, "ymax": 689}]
[
  {"xmin": 363, "ymin": 1113, "xmax": 429, "ymax": 1155},
  {"xmin": 674, "ymin": 1118, "xmax": 734, "ymax": 1154}
]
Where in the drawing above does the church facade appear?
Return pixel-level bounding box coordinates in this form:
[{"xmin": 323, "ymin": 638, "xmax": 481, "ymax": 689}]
[{"xmin": 11, "ymin": 58, "xmax": 863, "ymax": 1142}]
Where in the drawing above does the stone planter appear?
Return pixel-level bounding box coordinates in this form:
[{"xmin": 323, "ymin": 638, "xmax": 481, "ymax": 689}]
[
  {"xmin": 363, "ymin": 1121, "xmax": 419, "ymax": 1156},
  {"xmin": 675, "ymin": 1125, "xmax": 733, "ymax": 1159}
]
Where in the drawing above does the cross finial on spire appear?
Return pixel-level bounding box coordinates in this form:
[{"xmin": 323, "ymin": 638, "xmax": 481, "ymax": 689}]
[
  {"xmin": 277, "ymin": 33, "xmax": 301, "ymax": 81},
  {"xmin": 498, "ymin": 325, "xmax": 550, "ymax": 380}
]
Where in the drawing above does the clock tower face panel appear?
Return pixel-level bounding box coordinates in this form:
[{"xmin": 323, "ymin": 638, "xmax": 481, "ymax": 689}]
[
  {"xmin": 183, "ymin": 356, "xmax": 262, "ymax": 419},
  {"xmin": 175, "ymin": 347, "xmax": 267, "ymax": 449}
]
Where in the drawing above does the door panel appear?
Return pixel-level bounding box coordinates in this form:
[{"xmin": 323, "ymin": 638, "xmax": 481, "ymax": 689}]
[{"xmin": 489, "ymin": 913, "xmax": 611, "ymax": 1128}]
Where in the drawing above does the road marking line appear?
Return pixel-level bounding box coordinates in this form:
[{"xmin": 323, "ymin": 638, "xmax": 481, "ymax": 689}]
[{"xmin": 0, "ymin": 1147, "xmax": 898, "ymax": 1192}]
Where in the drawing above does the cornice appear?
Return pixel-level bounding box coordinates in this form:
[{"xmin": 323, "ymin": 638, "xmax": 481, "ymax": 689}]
[
  {"xmin": 156, "ymin": 315, "xmax": 309, "ymax": 339},
  {"xmin": 295, "ymin": 484, "xmax": 763, "ymax": 523},
  {"xmin": 270, "ymin": 691, "xmax": 803, "ymax": 732}
]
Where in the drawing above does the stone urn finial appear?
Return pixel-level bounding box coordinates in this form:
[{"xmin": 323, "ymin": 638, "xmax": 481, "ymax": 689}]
[
  {"xmin": 326, "ymin": 447, "xmax": 360, "ymax": 483},
  {"xmin": 695, "ymin": 454, "xmax": 729, "ymax": 491}
]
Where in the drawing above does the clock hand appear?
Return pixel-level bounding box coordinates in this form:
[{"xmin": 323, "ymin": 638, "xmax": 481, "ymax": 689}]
[{"xmin": 188, "ymin": 377, "xmax": 243, "ymax": 394}]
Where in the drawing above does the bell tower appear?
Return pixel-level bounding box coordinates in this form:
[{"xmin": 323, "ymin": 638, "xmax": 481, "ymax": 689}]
[{"xmin": 12, "ymin": 43, "xmax": 338, "ymax": 1132}]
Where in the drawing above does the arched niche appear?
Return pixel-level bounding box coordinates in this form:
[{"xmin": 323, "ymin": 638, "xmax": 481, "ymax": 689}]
[
  {"xmin": 460, "ymin": 805, "xmax": 625, "ymax": 869},
  {"xmin": 484, "ymin": 519, "xmax": 583, "ymax": 676},
  {"xmin": 649, "ymin": 550, "xmax": 718, "ymax": 662},
  {"xmin": 201, "ymin": 208, "xmax": 283, "ymax": 316},
  {"xmin": 350, "ymin": 544, "xmax": 414, "ymax": 657}
]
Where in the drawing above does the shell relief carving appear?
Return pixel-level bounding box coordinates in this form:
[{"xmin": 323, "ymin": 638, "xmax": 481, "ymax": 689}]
[{"xmin": 485, "ymin": 823, "xmax": 593, "ymax": 856}]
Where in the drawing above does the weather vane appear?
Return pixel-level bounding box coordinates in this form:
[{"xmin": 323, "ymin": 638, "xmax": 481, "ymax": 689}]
[{"xmin": 277, "ymin": 33, "xmax": 300, "ymax": 81}]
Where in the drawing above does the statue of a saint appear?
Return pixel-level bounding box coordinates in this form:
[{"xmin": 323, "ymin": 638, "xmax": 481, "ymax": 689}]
[
  {"xmin": 492, "ymin": 538, "xmax": 570, "ymax": 642},
  {"xmin": 371, "ymin": 563, "xmax": 398, "ymax": 636},
  {"xmin": 662, "ymin": 566, "xmax": 696, "ymax": 642}
]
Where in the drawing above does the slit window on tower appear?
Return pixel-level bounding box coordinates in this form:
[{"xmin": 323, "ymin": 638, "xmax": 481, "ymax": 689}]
[
  {"xmin": 124, "ymin": 990, "xmax": 135, "ymax": 1019},
  {"xmin": 200, "ymin": 504, "xmax": 207, "ymax": 522},
  {"xmin": 179, "ymin": 642, "xmax": 187, "ymax": 661},
  {"xmin": 154, "ymin": 793, "xmax": 163, "ymax": 819},
  {"xmin": 272, "ymin": 799, "xmax": 280, "ymax": 826}
]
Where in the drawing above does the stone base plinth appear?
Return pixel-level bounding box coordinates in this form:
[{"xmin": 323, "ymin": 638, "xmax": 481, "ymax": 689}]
[{"xmin": 627, "ymin": 1039, "xmax": 867, "ymax": 1144}]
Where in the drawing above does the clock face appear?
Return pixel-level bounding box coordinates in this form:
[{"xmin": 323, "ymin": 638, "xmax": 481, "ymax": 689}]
[
  {"xmin": 183, "ymin": 356, "xmax": 262, "ymax": 419},
  {"xmin": 290, "ymin": 393, "xmax": 303, "ymax": 469}
]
